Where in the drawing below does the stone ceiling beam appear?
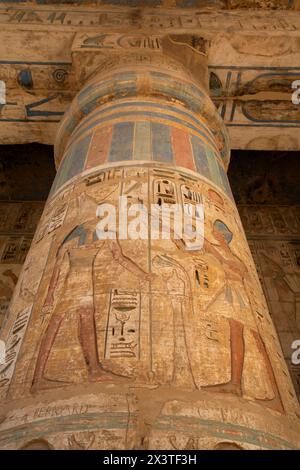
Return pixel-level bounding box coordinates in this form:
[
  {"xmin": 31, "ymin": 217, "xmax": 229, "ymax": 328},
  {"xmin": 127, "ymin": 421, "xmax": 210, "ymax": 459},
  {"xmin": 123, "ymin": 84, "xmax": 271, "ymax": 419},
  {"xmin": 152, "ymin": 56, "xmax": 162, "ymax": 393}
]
[
  {"xmin": 1, "ymin": 6, "xmax": 300, "ymax": 36},
  {"xmin": 0, "ymin": 5, "xmax": 300, "ymax": 149}
]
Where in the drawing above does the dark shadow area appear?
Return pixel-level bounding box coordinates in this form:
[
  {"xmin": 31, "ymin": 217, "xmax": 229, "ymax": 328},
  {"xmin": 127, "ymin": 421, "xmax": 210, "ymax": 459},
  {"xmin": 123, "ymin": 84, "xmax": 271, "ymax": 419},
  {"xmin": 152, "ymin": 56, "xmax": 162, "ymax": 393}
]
[
  {"xmin": 228, "ymin": 150, "xmax": 300, "ymax": 205},
  {"xmin": 0, "ymin": 143, "xmax": 55, "ymax": 201}
]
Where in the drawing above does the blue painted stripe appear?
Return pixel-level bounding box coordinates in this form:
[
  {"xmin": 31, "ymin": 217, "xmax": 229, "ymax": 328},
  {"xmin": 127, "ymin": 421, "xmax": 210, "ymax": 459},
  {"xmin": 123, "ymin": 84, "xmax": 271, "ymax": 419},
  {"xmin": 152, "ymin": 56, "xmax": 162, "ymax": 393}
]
[
  {"xmin": 109, "ymin": 122, "xmax": 134, "ymax": 162},
  {"xmin": 49, "ymin": 149, "xmax": 74, "ymax": 197},
  {"xmin": 210, "ymin": 65, "xmax": 300, "ymax": 70},
  {"xmin": 226, "ymin": 123, "xmax": 300, "ymax": 127},
  {"xmin": 77, "ymin": 73, "xmax": 137, "ymax": 103},
  {"xmin": 66, "ymin": 134, "xmax": 91, "ymax": 180},
  {"xmin": 149, "ymin": 72, "xmax": 205, "ymax": 107},
  {"xmin": 205, "ymin": 146, "xmax": 223, "ymax": 190},
  {"xmin": 49, "ymin": 135, "xmax": 91, "ymax": 196},
  {"xmin": 80, "ymin": 82, "xmax": 137, "ymax": 117},
  {"xmin": 0, "ymin": 118, "xmax": 61, "ymax": 123},
  {"xmin": 151, "ymin": 122, "xmax": 173, "ymax": 164},
  {"xmin": 0, "ymin": 60, "xmax": 71, "ymax": 65},
  {"xmin": 217, "ymin": 160, "xmax": 234, "ymax": 199},
  {"xmin": 191, "ymin": 135, "xmax": 211, "ymax": 181}
]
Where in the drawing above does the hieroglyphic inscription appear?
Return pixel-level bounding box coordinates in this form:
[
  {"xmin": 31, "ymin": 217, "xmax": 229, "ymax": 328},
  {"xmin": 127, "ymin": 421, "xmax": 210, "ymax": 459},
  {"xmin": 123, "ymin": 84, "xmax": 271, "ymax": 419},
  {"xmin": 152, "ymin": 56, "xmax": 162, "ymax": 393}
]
[{"xmin": 1, "ymin": 8, "xmax": 300, "ymax": 34}]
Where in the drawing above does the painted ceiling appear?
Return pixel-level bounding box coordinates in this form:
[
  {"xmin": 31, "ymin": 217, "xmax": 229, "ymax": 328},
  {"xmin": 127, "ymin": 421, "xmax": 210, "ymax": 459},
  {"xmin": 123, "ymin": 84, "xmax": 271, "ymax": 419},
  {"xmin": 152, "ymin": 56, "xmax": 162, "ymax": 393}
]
[{"xmin": 0, "ymin": 1, "xmax": 299, "ymax": 151}]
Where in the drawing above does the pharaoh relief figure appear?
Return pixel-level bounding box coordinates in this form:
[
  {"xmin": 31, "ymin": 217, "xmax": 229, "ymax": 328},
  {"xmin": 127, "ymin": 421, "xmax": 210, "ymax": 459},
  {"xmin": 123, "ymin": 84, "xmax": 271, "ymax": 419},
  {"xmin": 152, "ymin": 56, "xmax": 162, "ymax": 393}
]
[{"xmin": 31, "ymin": 187, "xmax": 154, "ymax": 392}]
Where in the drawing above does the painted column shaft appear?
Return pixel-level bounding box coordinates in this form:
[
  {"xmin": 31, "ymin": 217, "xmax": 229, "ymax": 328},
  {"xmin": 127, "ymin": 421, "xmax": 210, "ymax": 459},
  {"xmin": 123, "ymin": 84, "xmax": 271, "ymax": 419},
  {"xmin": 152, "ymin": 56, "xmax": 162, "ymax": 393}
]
[{"xmin": 0, "ymin": 57, "xmax": 300, "ymax": 450}]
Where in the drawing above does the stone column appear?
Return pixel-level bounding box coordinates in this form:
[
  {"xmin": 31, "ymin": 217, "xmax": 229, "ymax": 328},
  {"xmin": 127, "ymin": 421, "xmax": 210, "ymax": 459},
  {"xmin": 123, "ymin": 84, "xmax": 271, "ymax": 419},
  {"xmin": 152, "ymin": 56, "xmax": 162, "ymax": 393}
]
[{"xmin": 0, "ymin": 44, "xmax": 300, "ymax": 450}]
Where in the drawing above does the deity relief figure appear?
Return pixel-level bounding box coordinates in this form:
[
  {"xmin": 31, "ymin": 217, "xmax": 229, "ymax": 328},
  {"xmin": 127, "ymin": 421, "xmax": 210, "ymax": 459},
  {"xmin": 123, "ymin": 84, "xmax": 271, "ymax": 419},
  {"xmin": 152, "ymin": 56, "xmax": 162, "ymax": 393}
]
[
  {"xmin": 260, "ymin": 251, "xmax": 300, "ymax": 334},
  {"xmin": 201, "ymin": 220, "xmax": 284, "ymax": 412},
  {"xmin": 152, "ymin": 254, "xmax": 197, "ymax": 389},
  {"xmin": 171, "ymin": 217, "xmax": 285, "ymax": 413},
  {"xmin": 31, "ymin": 217, "xmax": 152, "ymax": 393}
]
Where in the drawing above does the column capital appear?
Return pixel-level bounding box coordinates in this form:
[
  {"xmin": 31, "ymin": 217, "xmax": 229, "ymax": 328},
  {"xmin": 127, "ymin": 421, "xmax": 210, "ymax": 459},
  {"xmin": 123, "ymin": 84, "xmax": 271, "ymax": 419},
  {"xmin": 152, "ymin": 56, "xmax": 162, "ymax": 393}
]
[{"xmin": 55, "ymin": 33, "xmax": 229, "ymax": 170}]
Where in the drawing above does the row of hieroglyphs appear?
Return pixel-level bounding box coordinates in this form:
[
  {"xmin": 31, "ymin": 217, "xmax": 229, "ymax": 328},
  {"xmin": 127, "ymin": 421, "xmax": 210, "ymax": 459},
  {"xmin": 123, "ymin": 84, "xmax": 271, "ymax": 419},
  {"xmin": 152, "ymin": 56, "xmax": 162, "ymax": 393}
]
[{"xmin": 0, "ymin": 8, "xmax": 300, "ymax": 33}]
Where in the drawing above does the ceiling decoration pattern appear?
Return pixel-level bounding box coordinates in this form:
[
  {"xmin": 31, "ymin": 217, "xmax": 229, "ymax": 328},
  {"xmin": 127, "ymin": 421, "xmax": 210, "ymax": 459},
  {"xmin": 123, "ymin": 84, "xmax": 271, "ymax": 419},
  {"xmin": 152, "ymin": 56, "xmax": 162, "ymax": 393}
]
[{"xmin": 0, "ymin": 3, "xmax": 300, "ymax": 150}]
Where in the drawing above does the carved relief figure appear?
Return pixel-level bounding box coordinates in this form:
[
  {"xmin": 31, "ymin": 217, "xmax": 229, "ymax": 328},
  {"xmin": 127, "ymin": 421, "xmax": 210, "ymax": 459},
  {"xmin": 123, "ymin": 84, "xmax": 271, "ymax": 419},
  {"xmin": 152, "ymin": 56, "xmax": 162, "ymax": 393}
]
[
  {"xmin": 153, "ymin": 254, "xmax": 196, "ymax": 388},
  {"xmin": 198, "ymin": 219, "xmax": 284, "ymax": 413},
  {"xmin": 260, "ymin": 250, "xmax": 300, "ymax": 333},
  {"xmin": 32, "ymin": 216, "xmax": 151, "ymax": 392}
]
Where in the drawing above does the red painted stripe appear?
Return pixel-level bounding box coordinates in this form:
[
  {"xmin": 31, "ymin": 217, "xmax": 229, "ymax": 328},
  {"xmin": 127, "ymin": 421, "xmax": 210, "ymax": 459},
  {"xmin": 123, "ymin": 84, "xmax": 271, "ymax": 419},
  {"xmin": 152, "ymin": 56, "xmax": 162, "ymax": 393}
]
[
  {"xmin": 85, "ymin": 125, "xmax": 113, "ymax": 170},
  {"xmin": 171, "ymin": 127, "xmax": 195, "ymax": 171}
]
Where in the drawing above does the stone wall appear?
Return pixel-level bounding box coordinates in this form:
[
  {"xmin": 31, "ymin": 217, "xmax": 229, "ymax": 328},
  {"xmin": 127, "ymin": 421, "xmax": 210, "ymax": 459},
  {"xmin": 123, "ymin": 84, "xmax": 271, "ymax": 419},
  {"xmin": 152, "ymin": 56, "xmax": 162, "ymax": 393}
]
[
  {"xmin": 228, "ymin": 149, "xmax": 300, "ymax": 403},
  {"xmin": 0, "ymin": 201, "xmax": 44, "ymax": 328},
  {"xmin": 0, "ymin": 144, "xmax": 55, "ymax": 328}
]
